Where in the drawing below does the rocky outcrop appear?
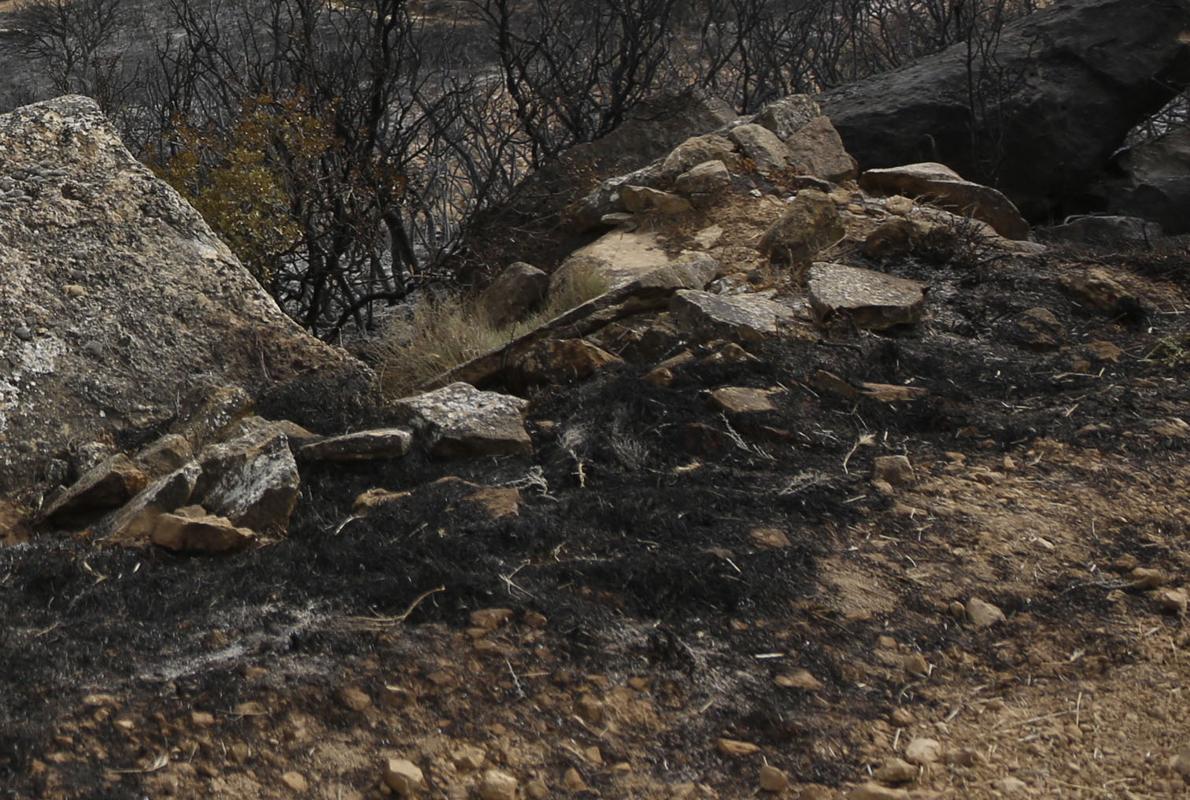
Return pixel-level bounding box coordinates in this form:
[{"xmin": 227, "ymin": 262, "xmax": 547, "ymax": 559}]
[
  {"xmin": 1103, "ymin": 124, "xmax": 1190, "ymax": 234},
  {"xmin": 821, "ymin": 0, "xmax": 1190, "ymax": 219},
  {"xmin": 0, "ymin": 96, "xmax": 372, "ymax": 501}
]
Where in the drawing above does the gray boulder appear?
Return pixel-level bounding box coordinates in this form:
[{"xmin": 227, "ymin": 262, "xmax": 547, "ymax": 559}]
[
  {"xmin": 1104, "ymin": 124, "xmax": 1190, "ymax": 234},
  {"xmin": 480, "ymin": 262, "xmax": 550, "ymax": 328},
  {"xmin": 0, "ymin": 96, "xmax": 371, "ymax": 502},
  {"xmin": 821, "ymin": 0, "xmax": 1190, "ymax": 219}
]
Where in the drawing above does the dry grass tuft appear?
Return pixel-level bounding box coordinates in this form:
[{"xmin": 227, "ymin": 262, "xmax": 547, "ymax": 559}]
[{"xmin": 375, "ymin": 265, "xmax": 608, "ymax": 398}]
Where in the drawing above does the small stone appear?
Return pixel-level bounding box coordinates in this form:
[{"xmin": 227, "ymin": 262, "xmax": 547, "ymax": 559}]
[
  {"xmin": 873, "ymin": 757, "xmax": 917, "ymax": 785},
  {"xmin": 392, "ymin": 383, "xmax": 532, "ymax": 457},
  {"xmin": 807, "ymin": 263, "xmax": 927, "ymax": 331},
  {"xmin": 774, "ymin": 669, "xmax": 824, "ymax": 691},
  {"xmin": 1130, "ymin": 567, "xmax": 1166, "ymax": 590},
  {"xmin": 872, "ymin": 455, "xmax": 915, "ymax": 488},
  {"xmin": 526, "ymin": 780, "xmax": 550, "ymax": 799},
  {"xmin": 337, "ymin": 686, "xmax": 371, "ymax": 712},
  {"xmin": 1086, "ymin": 340, "xmax": 1123, "ymax": 363},
  {"xmin": 452, "ymin": 745, "xmax": 486, "ymax": 771},
  {"xmin": 904, "ymin": 737, "xmax": 943, "ymax": 765},
  {"xmin": 710, "ymin": 386, "xmax": 779, "ymax": 414},
  {"xmin": 149, "ymin": 506, "xmax": 255, "ymax": 554},
  {"xmin": 751, "ymin": 527, "xmax": 792, "ymax": 549},
  {"xmin": 848, "ymin": 783, "xmax": 909, "ymax": 800},
  {"xmin": 280, "ymin": 771, "xmax": 308, "ymax": 793},
  {"xmin": 383, "ymin": 758, "xmax": 425, "ymax": 797},
  {"xmin": 563, "ymin": 767, "xmax": 587, "ymax": 792},
  {"xmin": 298, "ymin": 429, "xmax": 412, "ymax": 462},
  {"xmin": 478, "ymin": 769, "xmax": 518, "ymax": 800},
  {"xmin": 64, "ymin": 283, "xmax": 87, "ymax": 298},
  {"xmin": 1156, "ymin": 588, "xmax": 1188, "ymax": 615},
  {"xmin": 190, "ymin": 711, "xmax": 215, "ymax": 727},
  {"xmin": 966, "ymin": 597, "xmax": 1007, "ymax": 628},
  {"xmin": 577, "ymin": 694, "xmax": 605, "ymax": 724},
  {"xmin": 889, "ymin": 708, "xmax": 914, "ymax": 727},
  {"xmin": 470, "ymin": 608, "xmax": 514, "ymax": 630},
  {"xmin": 994, "ymin": 776, "xmax": 1029, "ymax": 794},
  {"xmin": 1171, "ymin": 749, "xmax": 1190, "ymax": 779},
  {"xmin": 718, "ymin": 738, "xmax": 761, "ymax": 756},
  {"xmin": 885, "ymin": 196, "xmax": 914, "ymax": 216},
  {"xmin": 759, "ymin": 764, "xmax": 789, "ymax": 792}
]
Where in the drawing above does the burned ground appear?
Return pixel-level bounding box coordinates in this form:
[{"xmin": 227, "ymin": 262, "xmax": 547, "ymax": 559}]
[{"xmin": 1, "ymin": 237, "xmax": 1188, "ymax": 799}]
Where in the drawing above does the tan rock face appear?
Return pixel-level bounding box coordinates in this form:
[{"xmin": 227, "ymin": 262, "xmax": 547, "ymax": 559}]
[
  {"xmin": 392, "ymin": 383, "xmax": 532, "ymax": 457},
  {"xmin": 39, "ymin": 455, "xmax": 148, "ymax": 528},
  {"xmin": 759, "ymin": 190, "xmax": 845, "ymax": 268},
  {"xmin": 480, "ymin": 261, "xmax": 549, "ymax": 328},
  {"xmin": 807, "ymin": 263, "xmax": 927, "ymax": 330},
  {"xmin": 729, "ymin": 123, "xmax": 793, "ymax": 173},
  {"xmin": 148, "ymin": 506, "xmax": 255, "ymax": 554},
  {"xmin": 192, "ymin": 426, "xmax": 301, "ymax": 533},
  {"xmin": 859, "ymin": 163, "xmax": 1030, "ymax": 240},
  {"xmin": 0, "ymin": 97, "xmax": 371, "ymax": 501},
  {"xmin": 785, "ymin": 116, "xmax": 858, "ymax": 183}
]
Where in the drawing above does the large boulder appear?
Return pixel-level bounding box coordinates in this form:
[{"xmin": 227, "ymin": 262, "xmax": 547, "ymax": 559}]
[
  {"xmin": 1103, "ymin": 124, "xmax": 1190, "ymax": 234},
  {"xmin": 0, "ymin": 96, "xmax": 371, "ymax": 501},
  {"xmin": 821, "ymin": 0, "xmax": 1190, "ymax": 219}
]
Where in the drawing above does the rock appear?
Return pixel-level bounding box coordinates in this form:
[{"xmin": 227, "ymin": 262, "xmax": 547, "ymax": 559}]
[
  {"xmin": 0, "ymin": 97, "xmax": 370, "ymax": 501},
  {"xmin": 576, "ymin": 694, "xmax": 605, "ymax": 724},
  {"xmin": 1061, "ymin": 268, "xmax": 1142, "ymax": 317},
  {"xmin": 671, "ymin": 290, "xmax": 794, "ymax": 342},
  {"xmin": 674, "ymin": 160, "xmax": 732, "ymax": 206},
  {"xmin": 994, "ymin": 776, "xmax": 1030, "ymax": 795},
  {"xmin": 193, "ymin": 426, "xmax": 301, "ymax": 533},
  {"xmin": 904, "ymin": 738, "xmax": 943, "ymax": 766},
  {"xmin": 821, "ymin": 0, "xmax": 1190, "ymax": 219},
  {"xmin": 280, "ymin": 771, "xmax": 308, "ymax": 793},
  {"xmin": 902, "ymin": 653, "xmax": 930, "ymax": 678},
  {"xmin": 1044, "ymin": 215, "xmax": 1164, "ymax": 247},
  {"xmin": 889, "ymin": 708, "xmax": 914, "ymax": 727},
  {"xmin": 621, "ymin": 185, "xmax": 694, "ymax": 215},
  {"xmin": 337, "ymin": 686, "xmax": 371, "ymax": 712},
  {"xmin": 392, "ymin": 383, "xmax": 531, "ymax": 457},
  {"xmin": 511, "ymin": 339, "xmax": 623, "ymax": 387},
  {"xmin": 1085, "ymin": 340, "xmax": 1123, "ymax": 363},
  {"xmin": 297, "ymin": 429, "xmax": 413, "ymax": 462},
  {"xmin": 885, "ymin": 196, "xmax": 914, "ymax": 216},
  {"xmin": 709, "ymin": 387, "xmax": 780, "ymax": 414},
  {"xmin": 729, "ymin": 123, "xmax": 792, "ymax": 173},
  {"xmin": 966, "ymin": 597, "xmax": 1007, "ymax": 628},
  {"xmin": 1172, "ymin": 749, "xmax": 1190, "ymax": 779},
  {"xmin": 171, "ymin": 385, "xmax": 255, "ymax": 450},
  {"xmin": 759, "ymin": 764, "xmax": 790, "ymax": 793},
  {"xmin": 661, "ymin": 133, "xmax": 740, "ymax": 179},
  {"xmin": 872, "ymin": 455, "xmax": 914, "ymax": 487},
  {"xmin": 479, "ymin": 770, "xmax": 518, "ymax": 800},
  {"xmin": 751, "ymin": 527, "xmax": 791, "ymax": 549},
  {"xmin": 39, "ymin": 455, "xmax": 148, "ymax": 528},
  {"xmin": 562, "ymin": 767, "xmax": 588, "ymax": 792},
  {"xmin": 465, "ymin": 485, "xmax": 521, "ymax": 520},
  {"xmin": 859, "ymin": 163, "xmax": 1029, "ymax": 240},
  {"xmin": 550, "ymin": 229, "xmax": 675, "ymax": 294},
  {"xmin": 807, "ymin": 263, "xmax": 927, "ymax": 330},
  {"xmin": 759, "ymin": 189, "xmax": 845, "ymax": 267},
  {"xmin": 873, "ymin": 758, "xmax": 917, "ymax": 785},
  {"xmin": 134, "ymin": 434, "xmax": 194, "ymax": 477},
  {"xmin": 1129, "ymin": 567, "xmax": 1166, "ymax": 590},
  {"xmin": 149, "ymin": 506, "xmax": 255, "ymax": 554},
  {"xmin": 785, "ymin": 116, "xmax": 857, "ymax": 183},
  {"xmin": 848, "ymin": 783, "xmax": 909, "ymax": 800},
  {"xmin": 470, "ymin": 608, "xmax": 514, "ymax": 630},
  {"xmin": 1005, "ymin": 307, "xmax": 1064, "ymax": 350},
  {"xmin": 1156, "ymin": 587, "xmax": 1188, "ymax": 615},
  {"xmin": 859, "ymin": 383, "xmax": 928, "ymax": 403},
  {"xmin": 452, "ymin": 745, "xmax": 486, "ymax": 771},
  {"xmin": 774, "ymin": 669, "xmax": 823, "ymax": 691},
  {"xmin": 226, "ymin": 416, "xmax": 321, "ymax": 451},
  {"xmin": 1106, "ymin": 124, "xmax": 1190, "ymax": 234},
  {"xmin": 862, "ymin": 219, "xmax": 917, "ymax": 261},
  {"xmin": 383, "ymin": 758, "xmax": 425, "ymax": 797},
  {"xmin": 718, "ymin": 738, "xmax": 761, "ymax": 756},
  {"xmin": 100, "ymin": 463, "xmax": 202, "ymax": 542},
  {"xmin": 480, "ymin": 262, "xmax": 549, "ymax": 328},
  {"xmin": 754, "ymin": 94, "xmax": 822, "ymax": 140}
]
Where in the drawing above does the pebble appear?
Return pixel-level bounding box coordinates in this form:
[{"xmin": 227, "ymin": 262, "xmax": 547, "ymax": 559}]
[
  {"xmin": 718, "ymin": 738, "xmax": 761, "ymax": 756},
  {"xmin": 759, "ymin": 764, "xmax": 789, "ymax": 792},
  {"xmin": 1156, "ymin": 587, "xmax": 1188, "ymax": 615},
  {"xmin": 478, "ymin": 769, "xmax": 518, "ymax": 800},
  {"xmin": 966, "ymin": 597, "xmax": 1007, "ymax": 628},
  {"xmin": 563, "ymin": 767, "xmax": 588, "ymax": 791},
  {"xmin": 383, "ymin": 758, "xmax": 425, "ymax": 797},
  {"xmin": 1129, "ymin": 567, "xmax": 1165, "ymax": 590},
  {"xmin": 337, "ymin": 686, "xmax": 371, "ymax": 712},
  {"xmin": 576, "ymin": 694, "xmax": 605, "ymax": 724},
  {"xmin": 1173, "ymin": 749, "xmax": 1190, "ymax": 779},
  {"xmin": 872, "ymin": 455, "xmax": 915, "ymax": 488},
  {"xmin": 889, "ymin": 708, "xmax": 914, "ymax": 727},
  {"xmin": 904, "ymin": 737, "xmax": 943, "ymax": 765},
  {"xmin": 470, "ymin": 608, "xmax": 514, "ymax": 630},
  {"xmin": 280, "ymin": 771, "xmax": 308, "ymax": 793},
  {"xmin": 902, "ymin": 653, "xmax": 929, "ymax": 678},
  {"xmin": 452, "ymin": 745, "xmax": 486, "ymax": 771},
  {"xmin": 848, "ymin": 782, "xmax": 909, "ymax": 800},
  {"xmin": 873, "ymin": 757, "xmax": 916, "ymax": 784},
  {"xmin": 994, "ymin": 776, "xmax": 1029, "ymax": 794}
]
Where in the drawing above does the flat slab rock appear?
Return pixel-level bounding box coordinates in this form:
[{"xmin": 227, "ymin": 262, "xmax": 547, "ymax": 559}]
[
  {"xmin": 298, "ymin": 429, "xmax": 413, "ymax": 462},
  {"xmin": 671, "ymin": 290, "xmax": 795, "ymax": 342},
  {"xmin": 392, "ymin": 383, "xmax": 532, "ymax": 457},
  {"xmin": 808, "ymin": 263, "xmax": 927, "ymax": 330}
]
